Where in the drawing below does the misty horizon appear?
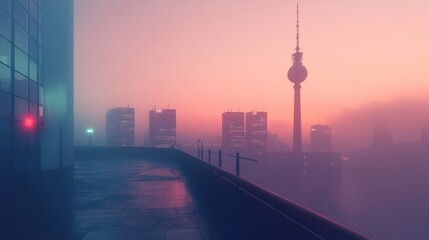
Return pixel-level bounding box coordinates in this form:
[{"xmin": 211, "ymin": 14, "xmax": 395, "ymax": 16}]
[
  {"xmin": 75, "ymin": 98, "xmax": 429, "ymax": 152},
  {"xmin": 74, "ymin": 1, "xmax": 429, "ymax": 152}
]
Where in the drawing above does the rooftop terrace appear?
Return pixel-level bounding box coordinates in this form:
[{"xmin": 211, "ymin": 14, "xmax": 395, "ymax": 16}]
[
  {"xmin": 1, "ymin": 147, "xmax": 368, "ymax": 240},
  {"xmin": 73, "ymin": 155, "xmax": 218, "ymax": 240}
]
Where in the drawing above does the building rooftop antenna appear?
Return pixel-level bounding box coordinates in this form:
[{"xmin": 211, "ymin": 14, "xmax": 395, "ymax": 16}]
[{"xmin": 295, "ymin": 2, "xmax": 300, "ymax": 53}]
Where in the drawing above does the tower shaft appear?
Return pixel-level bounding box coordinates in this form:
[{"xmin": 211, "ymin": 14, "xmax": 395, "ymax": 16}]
[
  {"xmin": 293, "ymin": 83, "xmax": 302, "ymax": 153},
  {"xmin": 287, "ymin": 3, "xmax": 307, "ymax": 155}
]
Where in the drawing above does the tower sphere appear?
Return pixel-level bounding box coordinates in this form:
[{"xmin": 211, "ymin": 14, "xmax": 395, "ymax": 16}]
[{"xmin": 288, "ymin": 63, "xmax": 308, "ymax": 84}]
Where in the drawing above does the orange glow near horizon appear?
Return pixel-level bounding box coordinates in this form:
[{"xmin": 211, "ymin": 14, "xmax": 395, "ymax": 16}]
[{"xmin": 74, "ymin": 1, "xmax": 429, "ymax": 150}]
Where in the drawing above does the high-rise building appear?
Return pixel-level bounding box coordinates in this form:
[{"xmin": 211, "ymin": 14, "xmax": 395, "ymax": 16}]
[
  {"xmin": 222, "ymin": 112, "xmax": 245, "ymax": 154},
  {"xmin": 310, "ymin": 124, "xmax": 332, "ymax": 152},
  {"xmin": 149, "ymin": 109, "xmax": 176, "ymax": 148},
  {"xmin": 246, "ymin": 111, "xmax": 267, "ymax": 155},
  {"xmin": 287, "ymin": 4, "xmax": 308, "ymax": 154},
  {"xmin": 0, "ymin": 0, "xmax": 74, "ymax": 190},
  {"xmin": 106, "ymin": 107, "xmax": 135, "ymax": 146}
]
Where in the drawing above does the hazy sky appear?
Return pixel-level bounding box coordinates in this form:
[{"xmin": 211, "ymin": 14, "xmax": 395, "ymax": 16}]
[{"xmin": 74, "ymin": 0, "xmax": 429, "ymax": 149}]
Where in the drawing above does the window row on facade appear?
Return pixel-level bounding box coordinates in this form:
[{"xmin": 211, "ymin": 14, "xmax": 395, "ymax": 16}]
[
  {"xmin": 0, "ymin": 0, "xmax": 42, "ymax": 25},
  {"xmin": 0, "ymin": 92, "xmax": 43, "ymax": 123},
  {"xmin": 0, "ymin": 62, "xmax": 43, "ymax": 102}
]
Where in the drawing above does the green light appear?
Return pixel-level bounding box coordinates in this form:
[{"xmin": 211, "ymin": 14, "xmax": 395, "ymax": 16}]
[{"xmin": 86, "ymin": 128, "xmax": 94, "ymax": 134}]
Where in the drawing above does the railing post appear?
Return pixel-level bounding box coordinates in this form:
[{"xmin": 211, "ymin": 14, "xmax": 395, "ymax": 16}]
[
  {"xmin": 236, "ymin": 152, "xmax": 240, "ymax": 176},
  {"xmin": 208, "ymin": 149, "xmax": 211, "ymax": 164},
  {"xmin": 201, "ymin": 147, "xmax": 204, "ymax": 160},
  {"xmin": 218, "ymin": 150, "xmax": 222, "ymax": 168},
  {"xmin": 197, "ymin": 141, "xmax": 200, "ymax": 158}
]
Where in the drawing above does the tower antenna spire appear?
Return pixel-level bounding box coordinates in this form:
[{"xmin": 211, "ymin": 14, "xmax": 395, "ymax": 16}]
[
  {"xmin": 288, "ymin": 2, "xmax": 308, "ymax": 154},
  {"xmin": 295, "ymin": 2, "xmax": 300, "ymax": 52}
]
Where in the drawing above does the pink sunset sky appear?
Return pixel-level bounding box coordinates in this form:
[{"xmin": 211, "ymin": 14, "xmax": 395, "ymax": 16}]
[{"xmin": 74, "ymin": 0, "xmax": 429, "ymax": 150}]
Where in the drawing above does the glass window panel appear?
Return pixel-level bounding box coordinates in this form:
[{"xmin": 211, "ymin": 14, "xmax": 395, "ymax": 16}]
[
  {"xmin": 30, "ymin": 102, "xmax": 37, "ymax": 119},
  {"xmin": 0, "ymin": 118, "xmax": 11, "ymax": 150},
  {"xmin": 38, "ymin": 65, "xmax": 42, "ymax": 84},
  {"xmin": 29, "ymin": 78, "xmax": 37, "ymax": 102},
  {"xmin": 0, "ymin": 36, "xmax": 11, "ymax": 66},
  {"xmin": 28, "ymin": 37, "xmax": 38, "ymax": 61},
  {"xmin": 14, "ymin": 48, "xmax": 28, "ymax": 76},
  {"xmin": 15, "ymin": 72, "xmax": 28, "ymax": 98},
  {"xmin": 29, "ymin": 127, "xmax": 38, "ymax": 148},
  {"xmin": 39, "ymin": 105, "xmax": 43, "ymax": 126},
  {"xmin": 29, "ymin": 0, "xmax": 37, "ymax": 20},
  {"xmin": 29, "ymin": 59, "xmax": 37, "ymax": 80},
  {"xmin": 38, "ymin": 86, "xmax": 43, "ymax": 104},
  {"xmin": 0, "ymin": 8, "xmax": 11, "ymax": 40},
  {"xmin": 0, "ymin": 63, "xmax": 11, "ymax": 92},
  {"xmin": 18, "ymin": 0, "xmax": 28, "ymax": 10},
  {"xmin": 13, "ymin": 121, "xmax": 27, "ymax": 150},
  {"xmin": 38, "ymin": 64, "xmax": 43, "ymax": 85},
  {"xmin": 0, "ymin": 0, "xmax": 10, "ymax": 14},
  {"xmin": 15, "ymin": 2, "xmax": 27, "ymax": 30},
  {"xmin": 15, "ymin": 24, "xmax": 28, "ymax": 53},
  {"xmin": 38, "ymin": 9, "xmax": 42, "ymax": 27},
  {"xmin": 29, "ymin": 17, "xmax": 38, "ymax": 39},
  {"xmin": 14, "ymin": 97, "xmax": 28, "ymax": 121},
  {"xmin": 0, "ymin": 91, "xmax": 11, "ymax": 118},
  {"xmin": 29, "ymin": 102, "xmax": 37, "ymax": 125},
  {"xmin": 38, "ymin": 45, "xmax": 42, "ymax": 64},
  {"xmin": 39, "ymin": 63, "xmax": 43, "ymax": 85},
  {"xmin": 38, "ymin": 26, "xmax": 42, "ymax": 42},
  {"xmin": 29, "ymin": 102, "xmax": 38, "ymax": 148}
]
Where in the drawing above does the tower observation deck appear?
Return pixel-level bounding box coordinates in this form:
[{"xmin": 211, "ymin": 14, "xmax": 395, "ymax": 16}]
[{"xmin": 287, "ymin": 3, "xmax": 308, "ymax": 154}]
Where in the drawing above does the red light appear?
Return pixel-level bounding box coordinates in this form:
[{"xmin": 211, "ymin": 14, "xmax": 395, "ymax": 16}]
[{"xmin": 24, "ymin": 117, "xmax": 34, "ymax": 129}]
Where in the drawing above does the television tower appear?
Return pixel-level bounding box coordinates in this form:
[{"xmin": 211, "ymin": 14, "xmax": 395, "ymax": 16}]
[{"xmin": 287, "ymin": 3, "xmax": 308, "ymax": 154}]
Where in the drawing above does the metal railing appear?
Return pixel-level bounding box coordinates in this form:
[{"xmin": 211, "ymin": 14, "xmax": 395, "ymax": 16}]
[
  {"xmin": 196, "ymin": 142, "xmax": 257, "ymax": 177},
  {"xmin": 177, "ymin": 148, "xmax": 369, "ymax": 239}
]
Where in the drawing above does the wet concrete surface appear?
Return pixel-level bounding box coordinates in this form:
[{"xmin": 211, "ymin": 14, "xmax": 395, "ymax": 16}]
[
  {"xmin": 3, "ymin": 149, "xmax": 362, "ymax": 239},
  {"xmin": 73, "ymin": 158, "xmax": 216, "ymax": 240}
]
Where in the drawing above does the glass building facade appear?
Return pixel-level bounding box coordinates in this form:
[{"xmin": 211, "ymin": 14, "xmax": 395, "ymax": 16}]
[
  {"xmin": 246, "ymin": 111, "xmax": 267, "ymax": 155},
  {"xmin": 106, "ymin": 107, "xmax": 135, "ymax": 146},
  {"xmin": 149, "ymin": 109, "xmax": 176, "ymax": 148},
  {"xmin": 0, "ymin": 0, "xmax": 74, "ymax": 190},
  {"xmin": 222, "ymin": 112, "xmax": 245, "ymax": 154}
]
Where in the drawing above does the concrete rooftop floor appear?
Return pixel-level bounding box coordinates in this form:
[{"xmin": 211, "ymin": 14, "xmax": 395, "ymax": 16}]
[{"xmin": 73, "ymin": 158, "xmax": 219, "ymax": 240}]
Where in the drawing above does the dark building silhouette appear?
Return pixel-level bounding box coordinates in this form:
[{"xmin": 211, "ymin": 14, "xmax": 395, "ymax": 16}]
[
  {"xmin": 106, "ymin": 107, "xmax": 135, "ymax": 146},
  {"xmin": 287, "ymin": 4, "xmax": 308, "ymax": 154},
  {"xmin": 371, "ymin": 123, "xmax": 393, "ymax": 150},
  {"xmin": 310, "ymin": 124, "xmax": 332, "ymax": 152},
  {"xmin": 149, "ymin": 109, "xmax": 176, "ymax": 148},
  {"xmin": 222, "ymin": 112, "xmax": 245, "ymax": 154},
  {"xmin": 246, "ymin": 111, "xmax": 267, "ymax": 155},
  {"xmin": 0, "ymin": 0, "xmax": 74, "ymax": 190}
]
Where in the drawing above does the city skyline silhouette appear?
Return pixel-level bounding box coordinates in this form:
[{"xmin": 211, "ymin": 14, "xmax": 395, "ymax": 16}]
[{"xmin": 74, "ymin": 1, "xmax": 429, "ymax": 150}]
